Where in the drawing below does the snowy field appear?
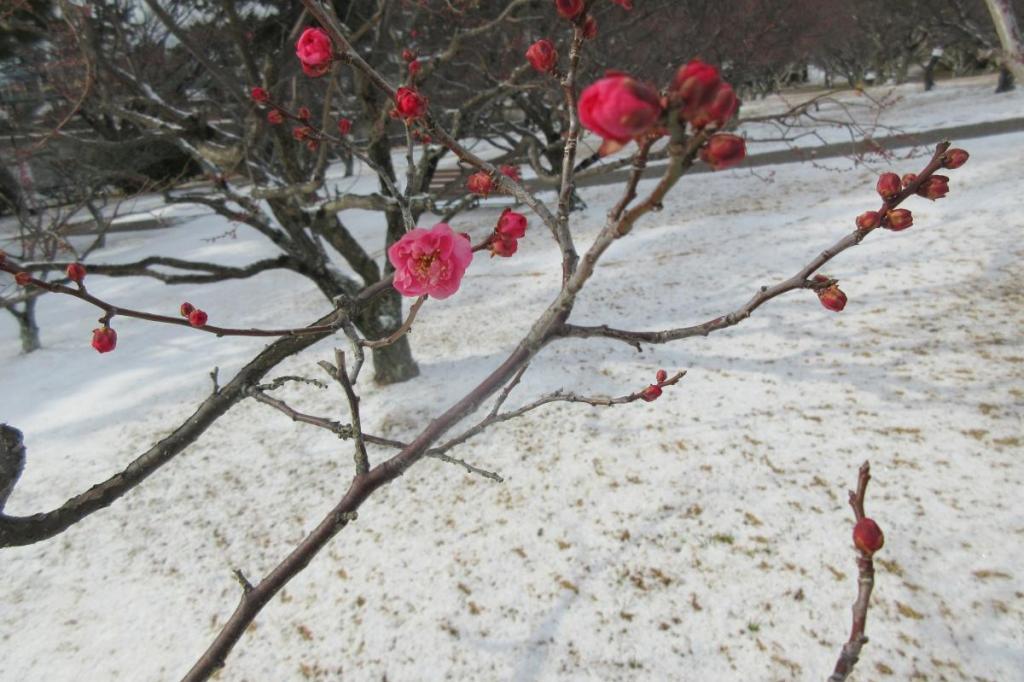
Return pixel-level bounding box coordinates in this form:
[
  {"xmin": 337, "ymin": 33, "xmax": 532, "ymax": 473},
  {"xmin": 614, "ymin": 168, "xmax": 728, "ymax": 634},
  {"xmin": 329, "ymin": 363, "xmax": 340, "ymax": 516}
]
[{"xmin": 2, "ymin": 83, "xmax": 1023, "ymax": 681}]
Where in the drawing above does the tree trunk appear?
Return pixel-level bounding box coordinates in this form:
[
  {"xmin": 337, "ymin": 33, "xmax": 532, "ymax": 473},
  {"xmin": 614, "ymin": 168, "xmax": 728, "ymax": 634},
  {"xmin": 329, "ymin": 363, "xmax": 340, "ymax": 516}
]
[
  {"xmin": 358, "ymin": 293, "xmax": 420, "ymax": 385},
  {"xmin": 984, "ymin": 0, "xmax": 1024, "ymax": 87},
  {"xmin": 7, "ymin": 299, "xmax": 41, "ymax": 353},
  {"xmin": 996, "ymin": 64, "xmax": 1015, "ymax": 91}
]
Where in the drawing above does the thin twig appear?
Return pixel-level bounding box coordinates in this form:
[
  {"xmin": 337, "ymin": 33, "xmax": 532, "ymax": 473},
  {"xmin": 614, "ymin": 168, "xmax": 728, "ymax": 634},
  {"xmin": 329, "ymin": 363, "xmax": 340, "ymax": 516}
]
[
  {"xmin": 828, "ymin": 461, "xmax": 877, "ymax": 682},
  {"xmin": 360, "ymin": 295, "xmax": 426, "ymax": 349}
]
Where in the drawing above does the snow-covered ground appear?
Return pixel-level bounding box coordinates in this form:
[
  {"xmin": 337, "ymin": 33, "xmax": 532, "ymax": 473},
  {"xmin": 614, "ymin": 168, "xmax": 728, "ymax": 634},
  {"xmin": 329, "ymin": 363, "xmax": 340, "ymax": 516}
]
[{"xmin": 2, "ymin": 87, "xmax": 1023, "ymax": 681}]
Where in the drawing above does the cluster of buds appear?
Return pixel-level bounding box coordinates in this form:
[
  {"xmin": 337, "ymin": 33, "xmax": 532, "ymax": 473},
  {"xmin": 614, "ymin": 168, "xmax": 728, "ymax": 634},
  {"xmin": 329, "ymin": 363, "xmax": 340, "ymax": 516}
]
[
  {"xmin": 179, "ymin": 302, "xmax": 209, "ymax": 327},
  {"xmin": 576, "ymin": 57, "xmax": 744, "ymax": 167},
  {"xmin": 853, "ymin": 517, "xmax": 884, "ymax": 556},
  {"xmin": 291, "ymin": 125, "xmax": 320, "ymax": 152},
  {"xmin": 489, "ymin": 209, "xmax": 528, "ymax": 257},
  {"xmin": 671, "ymin": 60, "xmax": 739, "ymax": 130},
  {"xmin": 640, "ymin": 368, "xmax": 670, "ymax": 402},
  {"xmin": 296, "ymin": 27, "xmax": 334, "ymax": 77},
  {"xmin": 866, "ymin": 149, "xmax": 967, "ymax": 232},
  {"xmin": 831, "ymin": 146, "xmax": 969, "ymax": 311},
  {"xmin": 812, "ymin": 274, "xmax": 847, "ymax": 312}
]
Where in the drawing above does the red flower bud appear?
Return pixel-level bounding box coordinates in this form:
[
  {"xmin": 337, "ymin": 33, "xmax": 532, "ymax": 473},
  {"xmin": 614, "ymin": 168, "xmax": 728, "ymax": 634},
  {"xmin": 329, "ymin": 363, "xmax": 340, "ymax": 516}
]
[
  {"xmin": 699, "ymin": 133, "xmax": 746, "ymax": 170},
  {"xmin": 14, "ymin": 271, "xmax": 31, "ymax": 286},
  {"xmin": 497, "ymin": 209, "xmax": 527, "ymax": 239},
  {"xmin": 296, "ymin": 28, "xmax": 333, "ymax": 77},
  {"xmin": 640, "ymin": 384, "xmax": 662, "ymax": 402},
  {"xmin": 91, "ymin": 326, "xmax": 117, "ymax": 354},
  {"xmin": 292, "ymin": 126, "xmax": 311, "ymax": 141},
  {"xmin": 853, "ymin": 517, "xmax": 884, "ymax": 555},
  {"xmin": 813, "ymin": 275, "xmax": 847, "ymax": 312},
  {"xmin": 338, "ymin": 117, "xmax": 352, "ymax": 135},
  {"xmin": 179, "ymin": 302, "xmax": 195, "ymax": 317},
  {"xmin": 671, "ymin": 60, "xmax": 721, "ymax": 118},
  {"xmin": 688, "ymin": 82, "xmax": 739, "ymax": 129},
  {"xmin": 297, "ymin": 106, "xmax": 311, "ymax": 121},
  {"xmin": 408, "ymin": 59, "xmax": 421, "ymax": 76},
  {"xmin": 578, "ymin": 74, "xmax": 662, "ymax": 143},
  {"xmin": 188, "ymin": 309, "xmax": 209, "ymax": 327},
  {"xmin": 885, "ymin": 208, "xmax": 913, "ymax": 231},
  {"xmin": 402, "ymin": 48, "xmax": 416, "ymax": 63},
  {"xmin": 526, "ymin": 39, "xmax": 558, "ymax": 73},
  {"xmin": 267, "ymin": 110, "xmax": 284, "ymax": 125},
  {"xmin": 555, "ymin": 0, "xmax": 584, "ymax": 20},
  {"xmin": 916, "ymin": 174, "xmax": 949, "ymax": 200},
  {"xmin": 655, "ymin": 369, "xmax": 668, "ymax": 383},
  {"xmin": 306, "ymin": 139, "xmax": 319, "ymax": 152},
  {"xmin": 499, "ymin": 165, "xmax": 521, "ymax": 182},
  {"xmin": 876, "ymin": 172, "xmax": 901, "ymax": 200},
  {"xmin": 582, "ymin": 15, "xmax": 598, "ymax": 39},
  {"xmin": 490, "ymin": 234, "xmax": 519, "ymax": 257},
  {"xmin": 856, "ymin": 211, "xmax": 881, "ymax": 230},
  {"xmin": 901, "ymin": 173, "xmax": 917, "ymax": 188},
  {"xmin": 66, "ymin": 262, "xmax": 86, "ymax": 283},
  {"xmin": 394, "ymin": 87, "xmax": 428, "ymax": 119},
  {"xmin": 942, "ymin": 148, "xmax": 969, "ymax": 169},
  {"xmin": 467, "ymin": 171, "xmax": 494, "ymax": 196},
  {"xmin": 250, "ymin": 86, "xmax": 269, "ymax": 103}
]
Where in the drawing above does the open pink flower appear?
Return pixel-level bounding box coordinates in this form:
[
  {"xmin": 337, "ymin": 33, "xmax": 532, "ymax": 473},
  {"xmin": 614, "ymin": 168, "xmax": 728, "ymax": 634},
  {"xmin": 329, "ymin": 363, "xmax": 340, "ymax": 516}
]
[
  {"xmin": 388, "ymin": 223, "xmax": 473, "ymax": 299},
  {"xmin": 578, "ymin": 74, "xmax": 662, "ymax": 144}
]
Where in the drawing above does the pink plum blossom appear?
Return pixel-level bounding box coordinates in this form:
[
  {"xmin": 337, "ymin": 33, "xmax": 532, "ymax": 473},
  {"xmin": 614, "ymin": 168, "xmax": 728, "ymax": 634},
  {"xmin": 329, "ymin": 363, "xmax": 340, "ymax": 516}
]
[{"xmin": 388, "ymin": 223, "xmax": 473, "ymax": 299}]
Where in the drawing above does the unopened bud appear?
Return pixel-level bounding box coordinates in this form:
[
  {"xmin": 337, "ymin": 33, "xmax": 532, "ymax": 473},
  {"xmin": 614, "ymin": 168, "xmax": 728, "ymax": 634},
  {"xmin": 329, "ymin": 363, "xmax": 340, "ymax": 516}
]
[
  {"xmin": 655, "ymin": 369, "xmax": 668, "ymax": 383},
  {"xmin": 885, "ymin": 208, "xmax": 913, "ymax": 231},
  {"xmin": 555, "ymin": 0, "xmax": 584, "ymax": 20},
  {"xmin": 640, "ymin": 384, "xmax": 662, "ymax": 402},
  {"xmin": 582, "ymin": 15, "xmax": 597, "ymax": 39},
  {"xmin": 942, "ymin": 148, "xmax": 969, "ymax": 169},
  {"xmin": 525, "ymin": 39, "xmax": 558, "ymax": 73},
  {"xmin": 855, "ymin": 211, "xmax": 881, "ymax": 230},
  {"xmin": 853, "ymin": 517, "xmax": 884, "ymax": 555},
  {"xmin": 916, "ymin": 174, "xmax": 949, "ymax": 200},
  {"xmin": 179, "ymin": 302, "xmax": 195, "ymax": 317},
  {"xmin": 467, "ymin": 171, "xmax": 495, "ymax": 196},
  {"xmin": 489, "ymin": 234, "xmax": 518, "ymax": 258},
  {"xmin": 813, "ymin": 275, "xmax": 847, "ymax": 312},
  {"xmin": 66, "ymin": 262, "xmax": 86, "ymax": 283},
  {"xmin": 14, "ymin": 271, "xmax": 31, "ymax": 286},
  {"xmin": 699, "ymin": 134, "xmax": 746, "ymax": 171},
  {"xmin": 91, "ymin": 326, "xmax": 117, "ymax": 353},
  {"xmin": 901, "ymin": 173, "xmax": 917, "ymax": 188},
  {"xmin": 188, "ymin": 309, "xmax": 209, "ymax": 327},
  {"xmin": 250, "ymin": 87, "xmax": 269, "ymax": 103},
  {"xmin": 876, "ymin": 172, "xmax": 901, "ymax": 200}
]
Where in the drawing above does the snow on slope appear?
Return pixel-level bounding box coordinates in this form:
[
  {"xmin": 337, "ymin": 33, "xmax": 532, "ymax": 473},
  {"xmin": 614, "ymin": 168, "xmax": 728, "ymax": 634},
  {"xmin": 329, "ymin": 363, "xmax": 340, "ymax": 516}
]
[{"xmin": 1, "ymin": 116, "xmax": 1022, "ymax": 681}]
